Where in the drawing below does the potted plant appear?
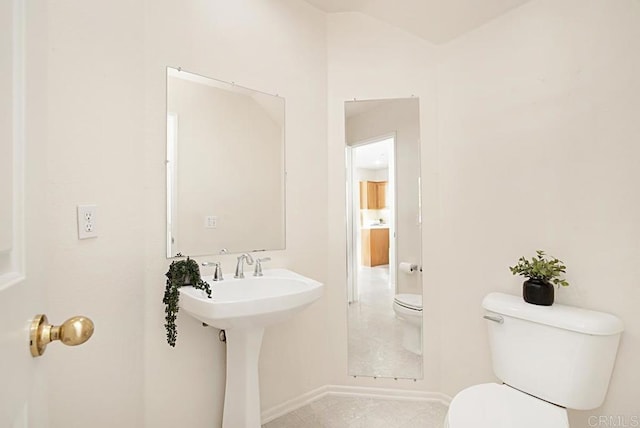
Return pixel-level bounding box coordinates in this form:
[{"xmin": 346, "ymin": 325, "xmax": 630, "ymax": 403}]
[
  {"xmin": 163, "ymin": 255, "xmax": 211, "ymax": 347},
  {"xmin": 509, "ymin": 250, "xmax": 569, "ymax": 306}
]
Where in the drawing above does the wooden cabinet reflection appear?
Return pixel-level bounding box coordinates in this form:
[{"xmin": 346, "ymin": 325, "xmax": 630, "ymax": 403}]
[
  {"xmin": 359, "ymin": 181, "xmax": 387, "ymax": 209},
  {"xmin": 361, "ymin": 228, "xmax": 389, "ymax": 266}
]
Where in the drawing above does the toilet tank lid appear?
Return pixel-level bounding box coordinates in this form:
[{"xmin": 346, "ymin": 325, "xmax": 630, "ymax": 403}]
[{"xmin": 482, "ymin": 292, "xmax": 624, "ymax": 336}]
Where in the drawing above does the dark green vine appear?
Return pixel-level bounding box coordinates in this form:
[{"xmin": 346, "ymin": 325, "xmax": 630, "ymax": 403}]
[{"xmin": 163, "ymin": 255, "xmax": 211, "ymax": 347}]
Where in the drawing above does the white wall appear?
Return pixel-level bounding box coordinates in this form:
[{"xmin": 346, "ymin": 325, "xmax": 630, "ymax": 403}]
[
  {"xmin": 328, "ymin": 3, "xmax": 640, "ymax": 423},
  {"xmin": 25, "ymin": 1, "xmax": 328, "ymax": 427},
  {"xmin": 26, "ymin": 1, "xmax": 147, "ymax": 426},
  {"xmin": 327, "ymin": 12, "xmax": 443, "ymax": 391},
  {"xmin": 356, "ymin": 168, "xmax": 388, "ymax": 182},
  {"xmin": 143, "ymin": 1, "xmax": 329, "ymax": 428},
  {"xmin": 436, "ymin": 0, "xmax": 640, "ymax": 424}
]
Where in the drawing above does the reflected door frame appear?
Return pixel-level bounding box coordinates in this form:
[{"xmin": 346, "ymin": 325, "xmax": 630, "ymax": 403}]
[
  {"xmin": 166, "ymin": 112, "xmax": 178, "ymax": 256},
  {"xmin": 345, "ymin": 133, "xmax": 397, "ymax": 304}
]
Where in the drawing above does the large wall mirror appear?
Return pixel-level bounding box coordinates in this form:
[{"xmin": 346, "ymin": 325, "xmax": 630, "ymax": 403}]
[
  {"xmin": 345, "ymin": 98, "xmax": 423, "ymax": 379},
  {"xmin": 166, "ymin": 67, "xmax": 286, "ymax": 258}
]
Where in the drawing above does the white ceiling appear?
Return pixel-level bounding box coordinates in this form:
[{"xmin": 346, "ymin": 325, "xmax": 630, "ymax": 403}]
[
  {"xmin": 304, "ymin": 0, "xmax": 531, "ymax": 44},
  {"xmin": 353, "ymin": 138, "xmax": 392, "ymax": 170}
]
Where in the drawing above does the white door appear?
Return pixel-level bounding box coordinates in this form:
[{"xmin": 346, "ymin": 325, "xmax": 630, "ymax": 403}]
[{"xmin": 0, "ymin": 1, "xmax": 47, "ymax": 426}]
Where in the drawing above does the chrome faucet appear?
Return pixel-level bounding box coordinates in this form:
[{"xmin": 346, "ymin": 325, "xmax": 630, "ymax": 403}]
[
  {"xmin": 253, "ymin": 257, "xmax": 271, "ymax": 276},
  {"xmin": 234, "ymin": 253, "xmax": 254, "ymax": 279},
  {"xmin": 202, "ymin": 261, "xmax": 224, "ymax": 281}
]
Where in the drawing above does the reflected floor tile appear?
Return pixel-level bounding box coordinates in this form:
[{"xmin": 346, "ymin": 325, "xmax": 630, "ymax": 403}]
[
  {"xmin": 263, "ymin": 395, "xmax": 447, "ymax": 428},
  {"xmin": 348, "ymin": 265, "xmax": 422, "ymax": 378}
]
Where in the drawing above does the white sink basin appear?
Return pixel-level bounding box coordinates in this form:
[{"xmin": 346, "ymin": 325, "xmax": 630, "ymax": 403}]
[
  {"xmin": 179, "ymin": 268, "xmax": 323, "ymax": 330},
  {"xmin": 178, "ymin": 267, "xmax": 323, "ymax": 428}
]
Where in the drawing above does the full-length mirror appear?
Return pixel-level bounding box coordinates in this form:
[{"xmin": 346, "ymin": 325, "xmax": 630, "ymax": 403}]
[
  {"xmin": 166, "ymin": 67, "xmax": 286, "ymax": 258},
  {"xmin": 345, "ymin": 98, "xmax": 422, "ymax": 379}
]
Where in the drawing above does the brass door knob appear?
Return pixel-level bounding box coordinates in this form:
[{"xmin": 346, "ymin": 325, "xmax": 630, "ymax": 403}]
[{"xmin": 30, "ymin": 314, "xmax": 95, "ymax": 357}]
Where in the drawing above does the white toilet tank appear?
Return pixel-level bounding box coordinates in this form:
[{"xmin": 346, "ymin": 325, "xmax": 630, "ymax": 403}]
[{"xmin": 483, "ymin": 293, "xmax": 624, "ymax": 410}]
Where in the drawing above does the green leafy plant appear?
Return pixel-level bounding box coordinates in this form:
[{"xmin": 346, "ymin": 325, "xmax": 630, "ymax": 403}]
[
  {"xmin": 163, "ymin": 255, "xmax": 211, "ymax": 347},
  {"xmin": 509, "ymin": 250, "xmax": 569, "ymax": 287}
]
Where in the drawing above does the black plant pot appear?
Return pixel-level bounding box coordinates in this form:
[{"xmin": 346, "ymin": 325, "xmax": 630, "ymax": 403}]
[{"xmin": 523, "ymin": 278, "xmax": 554, "ymax": 306}]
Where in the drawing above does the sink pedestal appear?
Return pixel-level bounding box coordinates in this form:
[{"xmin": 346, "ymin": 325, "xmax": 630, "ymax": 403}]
[
  {"xmin": 222, "ymin": 327, "xmax": 265, "ymax": 428},
  {"xmin": 178, "ymin": 269, "xmax": 324, "ymax": 427}
]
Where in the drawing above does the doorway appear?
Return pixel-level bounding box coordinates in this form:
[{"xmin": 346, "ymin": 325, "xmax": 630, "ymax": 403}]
[{"xmin": 346, "ymin": 136, "xmax": 396, "ymax": 305}]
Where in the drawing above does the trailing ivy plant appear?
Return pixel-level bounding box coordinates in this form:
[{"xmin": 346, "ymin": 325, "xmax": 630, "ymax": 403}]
[
  {"xmin": 509, "ymin": 250, "xmax": 570, "ymax": 287},
  {"xmin": 163, "ymin": 255, "xmax": 211, "ymax": 347}
]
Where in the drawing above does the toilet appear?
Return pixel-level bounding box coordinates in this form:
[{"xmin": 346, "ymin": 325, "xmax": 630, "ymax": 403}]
[
  {"xmin": 393, "ymin": 293, "xmax": 422, "ymax": 355},
  {"xmin": 445, "ymin": 292, "xmax": 624, "ymax": 428}
]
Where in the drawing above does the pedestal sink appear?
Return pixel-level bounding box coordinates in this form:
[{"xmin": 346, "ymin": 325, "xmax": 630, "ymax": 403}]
[{"xmin": 178, "ymin": 268, "xmax": 323, "ymax": 428}]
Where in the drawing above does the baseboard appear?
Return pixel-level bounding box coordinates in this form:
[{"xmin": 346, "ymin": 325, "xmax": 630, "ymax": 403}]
[
  {"xmin": 261, "ymin": 385, "xmax": 333, "ymax": 424},
  {"xmin": 261, "ymin": 385, "xmax": 452, "ymax": 424}
]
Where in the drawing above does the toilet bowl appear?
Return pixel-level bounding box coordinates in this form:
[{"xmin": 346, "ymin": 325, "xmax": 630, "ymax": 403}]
[
  {"xmin": 444, "ymin": 292, "xmax": 624, "ymax": 428},
  {"xmin": 392, "ymin": 293, "xmax": 422, "ymax": 355},
  {"xmin": 444, "ymin": 383, "xmax": 568, "ymax": 428}
]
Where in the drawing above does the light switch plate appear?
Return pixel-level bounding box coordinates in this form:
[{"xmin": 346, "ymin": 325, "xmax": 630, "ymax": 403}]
[{"xmin": 205, "ymin": 215, "xmax": 218, "ymax": 229}]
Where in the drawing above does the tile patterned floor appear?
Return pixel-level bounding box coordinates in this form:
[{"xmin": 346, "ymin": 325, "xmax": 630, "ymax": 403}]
[
  {"xmin": 262, "ymin": 395, "xmax": 447, "ymax": 428},
  {"xmin": 348, "ymin": 265, "xmax": 422, "ymax": 379}
]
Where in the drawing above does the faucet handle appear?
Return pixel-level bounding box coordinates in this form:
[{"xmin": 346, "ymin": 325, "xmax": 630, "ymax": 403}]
[
  {"xmin": 213, "ymin": 263, "xmax": 223, "ymax": 281},
  {"xmin": 202, "ymin": 261, "xmax": 224, "ymax": 281},
  {"xmin": 254, "ymin": 257, "xmax": 271, "ymax": 277},
  {"xmin": 234, "ymin": 253, "xmax": 254, "ymax": 279}
]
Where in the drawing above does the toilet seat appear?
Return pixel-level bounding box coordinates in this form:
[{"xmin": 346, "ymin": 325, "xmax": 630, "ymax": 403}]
[
  {"xmin": 392, "ymin": 293, "xmax": 423, "ymax": 355},
  {"xmin": 393, "ymin": 293, "xmax": 422, "ymax": 311},
  {"xmin": 446, "ymin": 383, "xmax": 569, "ymax": 428}
]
